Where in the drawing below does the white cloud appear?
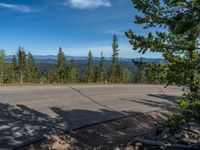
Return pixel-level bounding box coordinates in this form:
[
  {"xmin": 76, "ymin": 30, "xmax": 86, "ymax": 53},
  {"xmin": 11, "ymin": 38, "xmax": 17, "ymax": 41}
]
[
  {"xmin": 0, "ymin": 2, "xmax": 36, "ymax": 13},
  {"xmin": 66, "ymin": 0, "xmax": 111, "ymax": 9}
]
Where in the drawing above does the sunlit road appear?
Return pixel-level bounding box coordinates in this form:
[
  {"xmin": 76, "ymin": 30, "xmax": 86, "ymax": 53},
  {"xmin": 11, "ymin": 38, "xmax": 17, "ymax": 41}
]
[{"xmin": 0, "ymin": 84, "xmax": 184, "ymax": 149}]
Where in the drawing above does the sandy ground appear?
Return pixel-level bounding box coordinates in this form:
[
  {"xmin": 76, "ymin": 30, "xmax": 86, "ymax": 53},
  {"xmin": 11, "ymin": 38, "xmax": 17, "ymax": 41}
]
[{"xmin": 18, "ymin": 109, "xmax": 177, "ymax": 150}]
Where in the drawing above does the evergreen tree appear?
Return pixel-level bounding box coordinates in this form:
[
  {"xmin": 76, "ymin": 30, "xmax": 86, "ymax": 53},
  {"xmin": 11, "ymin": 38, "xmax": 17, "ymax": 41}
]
[
  {"xmin": 26, "ymin": 52, "xmax": 38, "ymax": 83},
  {"xmin": 133, "ymin": 58, "xmax": 146, "ymax": 83},
  {"xmin": 3, "ymin": 63, "xmax": 13, "ymax": 84},
  {"xmin": 68, "ymin": 59, "xmax": 78, "ymax": 83},
  {"xmin": 84, "ymin": 51, "xmax": 94, "ymax": 83},
  {"xmin": 121, "ymin": 67, "xmax": 131, "ymax": 83},
  {"xmin": 57, "ymin": 47, "xmax": 65, "ymax": 70},
  {"xmin": 145, "ymin": 63, "xmax": 163, "ymax": 84},
  {"xmin": 94, "ymin": 65, "xmax": 100, "ymax": 83},
  {"xmin": 11, "ymin": 55, "xmax": 18, "ymax": 83},
  {"xmin": 56, "ymin": 47, "xmax": 66, "ymax": 83},
  {"xmin": 99, "ymin": 52, "xmax": 106, "ymax": 83},
  {"xmin": 17, "ymin": 47, "xmax": 26, "ymax": 84},
  {"xmin": 116, "ymin": 62, "xmax": 122, "ymax": 83},
  {"xmin": 47, "ymin": 69, "xmax": 57, "ymax": 83},
  {"xmin": 109, "ymin": 34, "xmax": 120, "ymax": 83},
  {"xmin": 126, "ymin": 0, "xmax": 200, "ymax": 93},
  {"xmin": 126, "ymin": 0, "xmax": 200, "ymax": 122},
  {"xmin": 0, "ymin": 49, "xmax": 5, "ymax": 84}
]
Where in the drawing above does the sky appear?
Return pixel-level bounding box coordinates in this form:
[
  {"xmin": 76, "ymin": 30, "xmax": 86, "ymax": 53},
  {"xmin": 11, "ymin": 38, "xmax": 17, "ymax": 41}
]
[{"xmin": 0, "ymin": 0, "xmax": 163, "ymax": 58}]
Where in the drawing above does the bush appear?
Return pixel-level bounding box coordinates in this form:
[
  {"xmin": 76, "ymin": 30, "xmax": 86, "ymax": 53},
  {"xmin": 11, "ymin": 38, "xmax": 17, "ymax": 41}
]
[
  {"xmin": 174, "ymin": 92, "xmax": 200, "ymax": 124},
  {"xmin": 169, "ymin": 115, "xmax": 187, "ymax": 127}
]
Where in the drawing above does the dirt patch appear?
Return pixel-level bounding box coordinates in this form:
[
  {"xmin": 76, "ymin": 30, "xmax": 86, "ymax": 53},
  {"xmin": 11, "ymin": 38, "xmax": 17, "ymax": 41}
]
[{"xmin": 18, "ymin": 110, "xmax": 177, "ymax": 150}]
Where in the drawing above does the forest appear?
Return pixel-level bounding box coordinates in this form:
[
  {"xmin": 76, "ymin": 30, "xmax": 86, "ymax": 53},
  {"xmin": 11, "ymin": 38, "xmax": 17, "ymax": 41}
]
[{"xmin": 0, "ymin": 34, "xmax": 168, "ymax": 85}]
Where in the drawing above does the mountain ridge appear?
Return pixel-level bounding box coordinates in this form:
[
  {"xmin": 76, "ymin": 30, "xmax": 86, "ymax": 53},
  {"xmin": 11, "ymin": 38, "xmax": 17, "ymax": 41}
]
[{"xmin": 5, "ymin": 55, "xmax": 164, "ymax": 64}]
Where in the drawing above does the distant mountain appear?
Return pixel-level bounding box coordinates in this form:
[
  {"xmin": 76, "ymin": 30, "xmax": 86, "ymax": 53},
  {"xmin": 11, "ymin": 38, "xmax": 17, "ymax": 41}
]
[
  {"xmin": 5, "ymin": 55, "xmax": 164, "ymax": 64},
  {"xmin": 5, "ymin": 55, "xmax": 164, "ymax": 73}
]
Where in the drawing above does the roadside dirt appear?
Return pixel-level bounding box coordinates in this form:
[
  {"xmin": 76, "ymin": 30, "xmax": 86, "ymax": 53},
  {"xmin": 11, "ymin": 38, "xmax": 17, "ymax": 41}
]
[{"xmin": 18, "ymin": 110, "xmax": 177, "ymax": 150}]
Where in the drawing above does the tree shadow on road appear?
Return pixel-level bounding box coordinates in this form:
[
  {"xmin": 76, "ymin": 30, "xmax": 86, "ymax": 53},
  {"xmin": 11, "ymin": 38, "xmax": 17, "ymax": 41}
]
[
  {"xmin": 0, "ymin": 102, "xmax": 175, "ymax": 149},
  {"xmin": 120, "ymin": 94, "xmax": 182, "ymax": 109},
  {"xmin": 21, "ymin": 106, "xmax": 173, "ymax": 150},
  {"xmin": 147, "ymin": 94, "xmax": 182, "ymax": 102},
  {"xmin": 0, "ymin": 103, "xmax": 64, "ymax": 149}
]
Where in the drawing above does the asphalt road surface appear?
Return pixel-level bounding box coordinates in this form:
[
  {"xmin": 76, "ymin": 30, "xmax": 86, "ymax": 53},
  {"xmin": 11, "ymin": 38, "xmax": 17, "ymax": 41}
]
[{"xmin": 0, "ymin": 84, "xmax": 184, "ymax": 149}]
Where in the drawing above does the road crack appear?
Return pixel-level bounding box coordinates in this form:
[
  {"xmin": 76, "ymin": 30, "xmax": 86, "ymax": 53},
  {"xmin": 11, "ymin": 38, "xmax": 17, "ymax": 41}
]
[{"xmin": 66, "ymin": 84, "xmax": 117, "ymax": 112}]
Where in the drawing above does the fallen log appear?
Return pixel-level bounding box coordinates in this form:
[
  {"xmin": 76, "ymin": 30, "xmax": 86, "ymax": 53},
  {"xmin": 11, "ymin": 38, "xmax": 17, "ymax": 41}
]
[{"xmin": 129, "ymin": 137, "xmax": 200, "ymax": 150}]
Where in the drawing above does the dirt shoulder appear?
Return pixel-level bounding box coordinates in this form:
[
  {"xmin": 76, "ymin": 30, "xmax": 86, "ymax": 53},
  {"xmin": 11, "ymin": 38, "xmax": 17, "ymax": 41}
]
[{"xmin": 18, "ymin": 109, "xmax": 177, "ymax": 150}]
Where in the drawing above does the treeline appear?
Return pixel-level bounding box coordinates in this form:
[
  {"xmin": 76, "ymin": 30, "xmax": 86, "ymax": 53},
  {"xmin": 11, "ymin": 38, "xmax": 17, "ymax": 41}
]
[
  {"xmin": 0, "ymin": 34, "xmax": 168, "ymax": 84},
  {"xmin": 133, "ymin": 59, "xmax": 167, "ymax": 84},
  {"xmin": 0, "ymin": 35, "xmax": 131, "ymax": 84}
]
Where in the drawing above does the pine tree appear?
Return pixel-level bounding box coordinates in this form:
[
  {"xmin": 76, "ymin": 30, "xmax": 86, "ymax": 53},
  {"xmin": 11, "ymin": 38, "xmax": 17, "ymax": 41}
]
[
  {"xmin": 57, "ymin": 47, "xmax": 65, "ymax": 70},
  {"xmin": 116, "ymin": 62, "xmax": 123, "ymax": 83},
  {"xmin": 94, "ymin": 65, "xmax": 100, "ymax": 83},
  {"xmin": 99, "ymin": 52, "xmax": 106, "ymax": 83},
  {"xmin": 145, "ymin": 63, "xmax": 160, "ymax": 84},
  {"xmin": 126, "ymin": 0, "xmax": 200, "ymax": 122},
  {"xmin": 11, "ymin": 55, "xmax": 18, "ymax": 83},
  {"xmin": 109, "ymin": 34, "xmax": 120, "ymax": 83},
  {"xmin": 0, "ymin": 49, "xmax": 5, "ymax": 84},
  {"xmin": 121, "ymin": 67, "xmax": 131, "ymax": 83},
  {"xmin": 3, "ymin": 63, "xmax": 13, "ymax": 84},
  {"xmin": 133, "ymin": 58, "xmax": 146, "ymax": 83},
  {"xmin": 26, "ymin": 52, "xmax": 38, "ymax": 83},
  {"xmin": 68, "ymin": 59, "xmax": 78, "ymax": 83},
  {"xmin": 47, "ymin": 69, "xmax": 57, "ymax": 83},
  {"xmin": 56, "ymin": 47, "xmax": 66, "ymax": 83},
  {"xmin": 126, "ymin": 0, "xmax": 200, "ymax": 92},
  {"xmin": 17, "ymin": 47, "xmax": 26, "ymax": 84},
  {"xmin": 84, "ymin": 51, "xmax": 94, "ymax": 83}
]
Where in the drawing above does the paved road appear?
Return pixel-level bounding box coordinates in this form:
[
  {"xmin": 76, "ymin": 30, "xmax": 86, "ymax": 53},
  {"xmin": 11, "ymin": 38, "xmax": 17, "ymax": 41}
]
[{"xmin": 0, "ymin": 84, "xmax": 184, "ymax": 149}]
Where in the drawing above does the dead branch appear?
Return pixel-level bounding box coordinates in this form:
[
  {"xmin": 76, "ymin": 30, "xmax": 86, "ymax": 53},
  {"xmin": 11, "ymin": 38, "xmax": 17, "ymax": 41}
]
[{"xmin": 129, "ymin": 137, "xmax": 200, "ymax": 150}]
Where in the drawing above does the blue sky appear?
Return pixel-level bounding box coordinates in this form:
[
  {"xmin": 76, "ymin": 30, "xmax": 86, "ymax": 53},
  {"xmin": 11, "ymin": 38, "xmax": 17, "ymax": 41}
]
[{"xmin": 0, "ymin": 0, "xmax": 162, "ymax": 58}]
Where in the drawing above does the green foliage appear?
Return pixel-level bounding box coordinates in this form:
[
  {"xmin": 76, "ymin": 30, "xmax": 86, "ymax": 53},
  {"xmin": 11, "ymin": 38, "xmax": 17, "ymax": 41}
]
[
  {"xmin": 47, "ymin": 68, "xmax": 57, "ymax": 83},
  {"xmin": 94, "ymin": 65, "xmax": 100, "ymax": 83},
  {"xmin": 68, "ymin": 59, "xmax": 78, "ymax": 83},
  {"xmin": 11, "ymin": 55, "xmax": 18, "ymax": 83},
  {"xmin": 0, "ymin": 49, "xmax": 5, "ymax": 84},
  {"xmin": 57, "ymin": 47, "xmax": 65, "ymax": 70},
  {"xmin": 17, "ymin": 47, "xmax": 27, "ymax": 84},
  {"xmin": 25, "ymin": 52, "xmax": 38, "ymax": 83},
  {"xmin": 56, "ymin": 47, "xmax": 66, "ymax": 83},
  {"xmin": 127, "ymin": 0, "xmax": 200, "ymax": 124},
  {"xmin": 3, "ymin": 63, "xmax": 13, "ymax": 84},
  {"xmin": 109, "ymin": 34, "xmax": 122, "ymax": 83},
  {"xmin": 84, "ymin": 51, "xmax": 94, "ymax": 83},
  {"xmin": 170, "ymin": 93, "xmax": 200, "ymax": 126},
  {"xmin": 126, "ymin": 0, "xmax": 200, "ymax": 92},
  {"xmin": 133, "ymin": 59, "xmax": 146, "ymax": 83},
  {"xmin": 98, "ymin": 52, "xmax": 106, "ymax": 83},
  {"xmin": 0, "ymin": 46, "xmax": 142, "ymax": 84},
  {"xmin": 133, "ymin": 58, "xmax": 166, "ymax": 84},
  {"xmin": 169, "ymin": 115, "xmax": 187, "ymax": 127},
  {"xmin": 177, "ymin": 93, "xmax": 200, "ymax": 123},
  {"xmin": 121, "ymin": 67, "xmax": 132, "ymax": 83}
]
